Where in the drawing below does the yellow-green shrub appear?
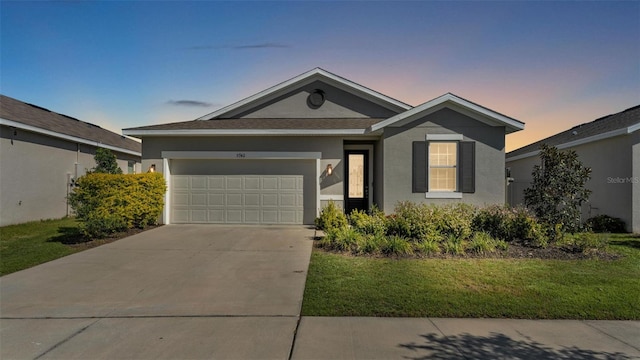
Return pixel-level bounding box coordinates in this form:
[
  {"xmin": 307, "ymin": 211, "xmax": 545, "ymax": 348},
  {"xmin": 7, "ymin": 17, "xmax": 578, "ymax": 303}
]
[{"xmin": 69, "ymin": 172, "xmax": 166, "ymax": 238}]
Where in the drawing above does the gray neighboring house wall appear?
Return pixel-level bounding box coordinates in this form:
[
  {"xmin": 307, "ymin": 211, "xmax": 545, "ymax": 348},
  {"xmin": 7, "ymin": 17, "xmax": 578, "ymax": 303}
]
[
  {"xmin": 0, "ymin": 95, "xmax": 142, "ymax": 226},
  {"xmin": 506, "ymin": 105, "xmax": 640, "ymax": 233},
  {"xmin": 124, "ymin": 68, "xmax": 524, "ymax": 225}
]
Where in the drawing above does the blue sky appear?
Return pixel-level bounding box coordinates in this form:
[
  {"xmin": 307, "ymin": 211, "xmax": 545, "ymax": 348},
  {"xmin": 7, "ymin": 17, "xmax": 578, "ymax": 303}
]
[{"xmin": 2, "ymin": 1, "xmax": 638, "ymax": 151}]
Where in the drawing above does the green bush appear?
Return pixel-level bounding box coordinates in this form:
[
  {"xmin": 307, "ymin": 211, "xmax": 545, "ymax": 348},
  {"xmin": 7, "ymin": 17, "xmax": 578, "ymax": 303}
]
[
  {"xmin": 69, "ymin": 173, "xmax": 166, "ymax": 238},
  {"xmin": 348, "ymin": 206, "xmax": 387, "ymax": 235},
  {"xmin": 415, "ymin": 238, "xmax": 441, "ymax": 255},
  {"xmin": 355, "ymin": 233, "xmax": 386, "ymax": 255},
  {"xmin": 442, "ymin": 235, "xmax": 465, "ymax": 255},
  {"xmin": 321, "ymin": 226, "xmax": 360, "ymax": 252},
  {"xmin": 315, "ymin": 201, "xmax": 348, "ymax": 231},
  {"xmin": 558, "ymin": 232, "xmax": 610, "ymax": 253},
  {"xmin": 381, "ymin": 235, "xmax": 414, "ymax": 256},
  {"xmin": 472, "ymin": 205, "xmax": 547, "ymax": 246},
  {"xmin": 388, "ymin": 202, "xmax": 474, "ymax": 241},
  {"xmin": 468, "ymin": 232, "xmax": 497, "ymax": 255},
  {"xmin": 585, "ymin": 215, "xmax": 627, "ymax": 233}
]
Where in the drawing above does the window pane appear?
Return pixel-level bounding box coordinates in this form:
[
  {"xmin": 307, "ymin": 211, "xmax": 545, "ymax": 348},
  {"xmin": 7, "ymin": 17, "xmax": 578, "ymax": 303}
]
[
  {"xmin": 348, "ymin": 154, "xmax": 364, "ymax": 198},
  {"xmin": 428, "ymin": 142, "xmax": 457, "ymax": 192},
  {"xmin": 429, "ymin": 142, "xmax": 457, "ymax": 166},
  {"xmin": 429, "ymin": 168, "xmax": 457, "ymax": 191}
]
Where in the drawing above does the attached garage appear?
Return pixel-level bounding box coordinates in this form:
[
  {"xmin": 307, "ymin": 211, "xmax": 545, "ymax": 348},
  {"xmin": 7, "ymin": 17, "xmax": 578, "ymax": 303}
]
[{"xmin": 164, "ymin": 155, "xmax": 319, "ymax": 225}]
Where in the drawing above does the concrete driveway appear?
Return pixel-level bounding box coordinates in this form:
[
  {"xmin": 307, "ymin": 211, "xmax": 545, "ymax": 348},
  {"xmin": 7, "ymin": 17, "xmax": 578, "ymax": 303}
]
[{"xmin": 0, "ymin": 225, "xmax": 315, "ymax": 359}]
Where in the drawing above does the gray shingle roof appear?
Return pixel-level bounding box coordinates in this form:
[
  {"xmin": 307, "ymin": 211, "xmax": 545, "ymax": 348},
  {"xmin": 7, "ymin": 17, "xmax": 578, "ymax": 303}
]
[
  {"xmin": 124, "ymin": 118, "xmax": 384, "ymax": 131},
  {"xmin": 507, "ymin": 105, "xmax": 640, "ymax": 158},
  {"xmin": 1, "ymin": 95, "xmax": 141, "ymax": 154}
]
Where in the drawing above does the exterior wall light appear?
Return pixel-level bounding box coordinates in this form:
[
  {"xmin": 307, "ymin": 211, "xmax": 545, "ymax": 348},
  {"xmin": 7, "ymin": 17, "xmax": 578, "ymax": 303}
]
[
  {"xmin": 148, "ymin": 164, "xmax": 156, "ymax": 173},
  {"xmin": 326, "ymin": 164, "xmax": 333, "ymax": 176}
]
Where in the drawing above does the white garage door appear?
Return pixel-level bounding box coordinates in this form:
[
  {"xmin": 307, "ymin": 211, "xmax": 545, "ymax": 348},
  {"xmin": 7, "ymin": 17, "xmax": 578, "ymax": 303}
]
[{"xmin": 171, "ymin": 175, "xmax": 304, "ymax": 224}]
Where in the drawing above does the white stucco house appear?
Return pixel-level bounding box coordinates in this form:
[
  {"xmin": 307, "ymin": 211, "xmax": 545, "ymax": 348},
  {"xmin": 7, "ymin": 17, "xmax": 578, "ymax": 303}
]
[
  {"xmin": 506, "ymin": 105, "xmax": 640, "ymax": 233},
  {"xmin": 123, "ymin": 68, "xmax": 524, "ymax": 225},
  {"xmin": 0, "ymin": 95, "xmax": 142, "ymax": 226}
]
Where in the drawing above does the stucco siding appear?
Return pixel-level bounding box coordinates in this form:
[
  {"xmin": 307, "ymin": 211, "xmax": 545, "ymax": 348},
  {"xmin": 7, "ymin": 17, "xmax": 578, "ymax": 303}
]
[
  {"xmin": 631, "ymin": 131, "xmax": 639, "ymax": 233},
  {"xmin": 381, "ymin": 108, "xmax": 506, "ymax": 213},
  {"xmin": 0, "ymin": 125, "xmax": 140, "ymax": 226},
  {"xmin": 507, "ymin": 134, "xmax": 637, "ymax": 232},
  {"xmin": 228, "ymin": 81, "xmax": 399, "ymax": 119}
]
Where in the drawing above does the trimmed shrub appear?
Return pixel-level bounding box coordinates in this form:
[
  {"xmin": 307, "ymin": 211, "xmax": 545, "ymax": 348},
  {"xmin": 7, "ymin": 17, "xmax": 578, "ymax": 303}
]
[
  {"xmin": 315, "ymin": 201, "xmax": 348, "ymax": 231},
  {"xmin": 69, "ymin": 172, "xmax": 166, "ymax": 238},
  {"xmin": 472, "ymin": 205, "xmax": 547, "ymax": 246},
  {"xmin": 388, "ymin": 202, "xmax": 475, "ymax": 241},
  {"xmin": 349, "ymin": 207, "xmax": 387, "ymax": 235},
  {"xmin": 585, "ymin": 215, "xmax": 627, "ymax": 233}
]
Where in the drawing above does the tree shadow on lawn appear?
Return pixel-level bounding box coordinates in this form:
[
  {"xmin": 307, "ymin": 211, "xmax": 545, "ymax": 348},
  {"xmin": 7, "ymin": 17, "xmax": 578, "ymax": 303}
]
[
  {"xmin": 399, "ymin": 332, "xmax": 632, "ymax": 360},
  {"xmin": 47, "ymin": 226, "xmax": 87, "ymax": 244},
  {"xmin": 610, "ymin": 239, "xmax": 640, "ymax": 250}
]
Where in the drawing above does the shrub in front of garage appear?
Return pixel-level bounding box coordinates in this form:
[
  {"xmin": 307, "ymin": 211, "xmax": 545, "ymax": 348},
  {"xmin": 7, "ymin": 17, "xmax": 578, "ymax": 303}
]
[{"xmin": 69, "ymin": 172, "xmax": 166, "ymax": 238}]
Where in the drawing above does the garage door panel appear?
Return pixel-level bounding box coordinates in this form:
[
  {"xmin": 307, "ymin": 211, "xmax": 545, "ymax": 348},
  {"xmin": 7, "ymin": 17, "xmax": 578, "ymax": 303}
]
[
  {"xmin": 227, "ymin": 193, "xmax": 243, "ymax": 206},
  {"xmin": 262, "ymin": 194, "xmax": 278, "ymax": 206},
  {"xmin": 191, "ymin": 177, "xmax": 207, "ymax": 190},
  {"xmin": 280, "ymin": 193, "xmax": 297, "ymax": 206},
  {"xmin": 208, "ymin": 193, "xmax": 225, "ymax": 206},
  {"xmin": 171, "ymin": 172, "xmax": 305, "ymax": 224},
  {"xmin": 173, "ymin": 193, "xmax": 189, "ymax": 206},
  {"xmin": 262, "ymin": 177, "xmax": 278, "ymax": 190},
  {"xmin": 208, "ymin": 209, "xmax": 224, "ymax": 222},
  {"xmin": 191, "ymin": 193, "xmax": 208, "ymax": 206},
  {"xmin": 226, "ymin": 177, "xmax": 243, "ymax": 190},
  {"xmin": 208, "ymin": 177, "xmax": 225, "ymax": 190}
]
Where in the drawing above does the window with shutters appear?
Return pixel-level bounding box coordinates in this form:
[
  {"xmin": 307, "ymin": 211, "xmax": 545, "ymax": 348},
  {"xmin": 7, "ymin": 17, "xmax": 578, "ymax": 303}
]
[
  {"xmin": 429, "ymin": 142, "xmax": 457, "ymax": 192},
  {"xmin": 412, "ymin": 139, "xmax": 475, "ymax": 197}
]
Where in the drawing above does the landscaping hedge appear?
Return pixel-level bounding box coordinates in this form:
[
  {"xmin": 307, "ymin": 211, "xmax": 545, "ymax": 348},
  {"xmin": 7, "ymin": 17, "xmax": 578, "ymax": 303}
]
[{"xmin": 69, "ymin": 172, "xmax": 166, "ymax": 238}]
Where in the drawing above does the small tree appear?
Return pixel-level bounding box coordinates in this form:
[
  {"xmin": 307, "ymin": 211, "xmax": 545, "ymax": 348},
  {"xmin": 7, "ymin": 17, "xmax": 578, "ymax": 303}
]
[
  {"xmin": 524, "ymin": 144, "xmax": 591, "ymax": 234},
  {"xmin": 92, "ymin": 148, "xmax": 122, "ymax": 174}
]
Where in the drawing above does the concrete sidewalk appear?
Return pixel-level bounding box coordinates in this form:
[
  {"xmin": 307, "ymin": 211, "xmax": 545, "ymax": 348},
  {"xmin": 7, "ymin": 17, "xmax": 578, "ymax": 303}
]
[{"xmin": 292, "ymin": 317, "xmax": 640, "ymax": 359}]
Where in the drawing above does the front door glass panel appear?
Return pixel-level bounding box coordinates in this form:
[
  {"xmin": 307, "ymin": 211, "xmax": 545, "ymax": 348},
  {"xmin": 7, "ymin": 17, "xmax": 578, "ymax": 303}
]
[{"xmin": 348, "ymin": 154, "xmax": 364, "ymax": 198}]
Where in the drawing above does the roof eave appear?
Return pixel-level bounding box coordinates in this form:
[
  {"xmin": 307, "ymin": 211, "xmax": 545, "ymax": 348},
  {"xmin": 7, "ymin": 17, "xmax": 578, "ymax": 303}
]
[
  {"xmin": 122, "ymin": 128, "xmax": 378, "ymax": 137},
  {"xmin": 1, "ymin": 118, "xmax": 141, "ymax": 156},
  {"xmin": 506, "ymin": 125, "xmax": 638, "ymax": 162}
]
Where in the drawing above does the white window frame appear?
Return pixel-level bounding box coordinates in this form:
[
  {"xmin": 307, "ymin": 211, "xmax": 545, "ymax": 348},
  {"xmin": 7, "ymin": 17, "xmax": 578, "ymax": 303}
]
[{"xmin": 425, "ymin": 134, "xmax": 463, "ymax": 199}]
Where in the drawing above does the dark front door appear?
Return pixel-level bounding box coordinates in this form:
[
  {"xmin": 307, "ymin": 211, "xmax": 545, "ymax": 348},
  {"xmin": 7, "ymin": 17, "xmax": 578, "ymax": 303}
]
[{"xmin": 344, "ymin": 150, "xmax": 369, "ymax": 214}]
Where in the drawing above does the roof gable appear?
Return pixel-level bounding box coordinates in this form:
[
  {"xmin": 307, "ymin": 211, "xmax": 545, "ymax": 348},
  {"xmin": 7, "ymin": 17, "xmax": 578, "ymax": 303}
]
[
  {"xmin": 0, "ymin": 95, "xmax": 141, "ymax": 155},
  {"xmin": 197, "ymin": 68, "xmax": 411, "ymax": 120},
  {"xmin": 507, "ymin": 105, "xmax": 640, "ymax": 161},
  {"xmin": 371, "ymin": 93, "xmax": 524, "ymax": 134}
]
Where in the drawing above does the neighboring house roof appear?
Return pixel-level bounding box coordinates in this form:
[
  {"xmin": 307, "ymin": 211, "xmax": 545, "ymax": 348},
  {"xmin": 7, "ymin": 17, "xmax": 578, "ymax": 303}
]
[
  {"xmin": 370, "ymin": 93, "xmax": 525, "ymax": 134},
  {"xmin": 124, "ymin": 69, "xmax": 524, "ymax": 138},
  {"xmin": 507, "ymin": 105, "xmax": 640, "ymax": 161},
  {"xmin": 197, "ymin": 67, "xmax": 412, "ymax": 120},
  {"xmin": 0, "ymin": 95, "xmax": 141, "ymax": 156}
]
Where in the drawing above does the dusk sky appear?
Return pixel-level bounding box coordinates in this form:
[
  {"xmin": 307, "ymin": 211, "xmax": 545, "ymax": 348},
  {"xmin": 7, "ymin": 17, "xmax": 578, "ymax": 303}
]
[{"xmin": 2, "ymin": 1, "xmax": 638, "ymax": 151}]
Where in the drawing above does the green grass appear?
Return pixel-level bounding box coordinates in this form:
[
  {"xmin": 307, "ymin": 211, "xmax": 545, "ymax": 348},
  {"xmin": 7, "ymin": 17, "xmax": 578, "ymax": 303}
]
[
  {"xmin": 0, "ymin": 218, "xmax": 86, "ymax": 276},
  {"xmin": 301, "ymin": 234, "xmax": 640, "ymax": 319}
]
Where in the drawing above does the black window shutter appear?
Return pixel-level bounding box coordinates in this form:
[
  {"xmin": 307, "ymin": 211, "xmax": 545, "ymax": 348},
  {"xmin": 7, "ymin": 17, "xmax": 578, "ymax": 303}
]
[
  {"xmin": 412, "ymin": 141, "xmax": 427, "ymax": 193},
  {"xmin": 458, "ymin": 141, "xmax": 475, "ymax": 193}
]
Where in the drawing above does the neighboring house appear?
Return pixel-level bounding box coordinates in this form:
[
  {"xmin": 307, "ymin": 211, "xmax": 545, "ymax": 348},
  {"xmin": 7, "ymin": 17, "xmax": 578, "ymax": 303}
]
[
  {"xmin": 0, "ymin": 95, "xmax": 142, "ymax": 226},
  {"xmin": 506, "ymin": 105, "xmax": 640, "ymax": 233},
  {"xmin": 123, "ymin": 68, "xmax": 524, "ymax": 225}
]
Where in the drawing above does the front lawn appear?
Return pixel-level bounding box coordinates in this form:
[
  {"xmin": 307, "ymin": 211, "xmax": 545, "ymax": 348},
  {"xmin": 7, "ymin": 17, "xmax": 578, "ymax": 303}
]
[
  {"xmin": 301, "ymin": 234, "xmax": 640, "ymax": 319},
  {"xmin": 0, "ymin": 218, "xmax": 153, "ymax": 276}
]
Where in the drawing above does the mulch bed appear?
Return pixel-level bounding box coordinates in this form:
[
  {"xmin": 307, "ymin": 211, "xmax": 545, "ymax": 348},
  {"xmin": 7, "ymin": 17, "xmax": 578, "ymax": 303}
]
[{"xmin": 66, "ymin": 225, "xmax": 162, "ymax": 250}]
